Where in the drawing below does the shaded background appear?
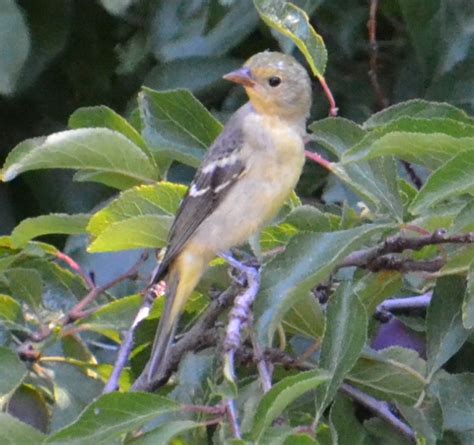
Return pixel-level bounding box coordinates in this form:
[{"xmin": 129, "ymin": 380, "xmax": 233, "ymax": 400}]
[{"xmin": 1, "ymin": 0, "xmax": 473, "ymax": 234}]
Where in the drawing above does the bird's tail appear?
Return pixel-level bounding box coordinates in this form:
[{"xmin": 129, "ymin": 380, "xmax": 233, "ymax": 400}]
[{"xmin": 144, "ymin": 269, "xmax": 181, "ymax": 383}]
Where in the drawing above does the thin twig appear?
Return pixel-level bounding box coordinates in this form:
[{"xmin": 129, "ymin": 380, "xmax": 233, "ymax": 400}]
[
  {"xmin": 317, "ymin": 76, "xmax": 338, "ymax": 117},
  {"xmin": 28, "ymin": 253, "xmax": 148, "ymax": 344},
  {"xmin": 252, "ymin": 336, "xmax": 272, "ymax": 393},
  {"xmin": 103, "ymin": 290, "xmax": 157, "ymax": 393},
  {"xmin": 367, "ymin": 0, "xmax": 388, "ymax": 110},
  {"xmin": 340, "ymin": 383, "xmax": 415, "ymax": 443},
  {"xmin": 375, "ymin": 292, "xmax": 432, "ymax": 320},
  {"xmin": 56, "ymin": 252, "xmax": 95, "ymax": 289},
  {"xmin": 305, "ymin": 150, "xmax": 333, "ymax": 171}
]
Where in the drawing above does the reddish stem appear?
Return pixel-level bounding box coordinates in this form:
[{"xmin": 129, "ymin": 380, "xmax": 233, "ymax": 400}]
[
  {"xmin": 317, "ymin": 76, "xmax": 338, "ymax": 117},
  {"xmin": 305, "ymin": 150, "xmax": 333, "ymax": 171}
]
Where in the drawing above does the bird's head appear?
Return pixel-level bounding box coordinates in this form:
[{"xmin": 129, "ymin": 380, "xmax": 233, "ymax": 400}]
[{"xmin": 223, "ymin": 51, "xmax": 312, "ymax": 122}]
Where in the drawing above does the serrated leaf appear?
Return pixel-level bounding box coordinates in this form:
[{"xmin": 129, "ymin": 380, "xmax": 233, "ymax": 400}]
[
  {"xmin": 0, "ymin": 346, "xmax": 27, "ymax": 399},
  {"xmin": 363, "ymin": 100, "xmax": 474, "ymax": 130},
  {"xmin": 398, "ymin": 398, "xmax": 443, "ymax": 445},
  {"xmin": 127, "ymin": 420, "xmax": 201, "ymax": 445},
  {"xmin": 349, "ymin": 132, "xmax": 474, "ymax": 171},
  {"xmin": 0, "ymin": 294, "xmax": 22, "ymax": 324},
  {"xmin": 3, "ymin": 268, "xmax": 43, "ymax": 312},
  {"xmin": 10, "ymin": 214, "xmax": 89, "ymax": 248},
  {"xmin": 435, "ymin": 373, "xmax": 474, "ymax": 432},
  {"xmin": 251, "ymin": 369, "xmax": 328, "ymax": 440},
  {"xmin": 88, "ymin": 182, "xmax": 186, "ymax": 237},
  {"xmin": 68, "ymin": 105, "xmax": 150, "ymax": 155},
  {"xmin": 88, "ymin": 215, "xmax": 172, "ymax": 252},
  {"xmin": 0, "ymin": 0, "xmax": 30, "ymax": 95},
  {"xmin": 282, "ymin": 292, "xmax": 325, "ymax": 340},
  {"xmin": 310, "ymin": 118, "xmax": 403, "ymax": 219},
  {"xmin": 346, "ymin": 348, "xmax": 427, "ymax": 405},
  {"xmin": 451, "ymin": 200, "xmax": 474, "ymax": 234},
  {"xmin": 409, "ymin": 150, "xmax": 474, "ymax": 214},
  {"xmin": 254, "ymin": 224, "xmax": 389, "ymax": 347},
  {"xmin": 330, "ymin": 395, "xmax": 374, "ymax": 445},
  {"xmin": 139, "ymin": 88, "xmax": 222, "ymax": 168},
  {"xmin": 0, "ymin": 413, "xmax": 46, "ymax": 444},
  {"xmin": 254, "ymin": 0, "xmax": 327, "ymax": 79},
  {"xmin": 343, "ymin": 117, "xmax": 474, "ymax": 165},
  {"xmin": 1, "ymin": 129, "xmax": 158, "ymax": 186},
  {"xmin": 426, "ymin": 276, "xmax": 469, "ymax": 379},
  {"xmin": 314, "ymin": 283, "xmax": 368, "ymax": 420},
  {"xmin": 46, "ymin": 393, "xmax": 179, "ymax": 445},
  {"xmin": 78, "ymin": 295, "xmax": 142, "ymax": 342}
]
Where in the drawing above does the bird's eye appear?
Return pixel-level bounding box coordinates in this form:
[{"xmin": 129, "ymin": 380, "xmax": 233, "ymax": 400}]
[{"xmin": 268, "ymin": 76, "xmax": 282, "ymax": 87}]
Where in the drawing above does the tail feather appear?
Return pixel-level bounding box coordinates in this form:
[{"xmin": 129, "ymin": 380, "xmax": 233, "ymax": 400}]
[{"xmin": 145, "ymin": 271, "xmax": 181, "ymax": 383}]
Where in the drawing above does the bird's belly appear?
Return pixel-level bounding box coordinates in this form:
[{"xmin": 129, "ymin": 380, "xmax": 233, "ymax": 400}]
[{"xmin": 190, "ymin": 141, "xmax": 305, "ymax": 254}]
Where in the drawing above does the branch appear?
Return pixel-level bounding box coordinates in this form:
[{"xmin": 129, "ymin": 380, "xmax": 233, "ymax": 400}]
[
  {"xmin": 220, "ymin": 253, "xmax": 261, "ymax": 440},
  {"xmin": 317, "ymin": 76, "xmax": 338, "ymax": 117},
  {"xmin": 339, "ymin": 230, "xmax": 474, "ymax": 271},
  {"xmin": 131, "ymin": 284, "xmax": 239, "ymax": 392},
  {"xmin": 375, "ymin": 292, "xmax": 432, "ymax": 321},
  {"xmin": 340, "ymin": 383, "xmax": 415, "ymax": 443}
]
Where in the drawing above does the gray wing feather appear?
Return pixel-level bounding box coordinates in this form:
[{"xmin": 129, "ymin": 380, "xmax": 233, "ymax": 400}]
[{"xmin": 151, "ymin": 105, "xmax": 250, "ymax": 282}]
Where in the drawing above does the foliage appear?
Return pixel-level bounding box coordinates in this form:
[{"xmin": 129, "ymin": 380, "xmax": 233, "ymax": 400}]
[{"xmin": 1, "ymin": 0, "xmax": 474, "ymax": 444}]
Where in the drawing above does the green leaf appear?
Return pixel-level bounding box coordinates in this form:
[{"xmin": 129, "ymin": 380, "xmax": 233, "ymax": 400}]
[
  {"xmin": 462, "ymin": 263, "xmax": 474, "ymax": 329},
  {"xmin": 310, "ymin": 118, "xmax": 403, "ymax": 219},
  {"xmin": 346, "ymin": 132, "xmax": 474, "ymax": 171},
  {"xmin": 127, "ymin": 420, "xmax": 202, "ymax": 445},
  {"xmin": 88, "ymin": 182, "xmax": 186, "ymax": 237},
  {"xmin": 346, "ymin": 348, "xmax": 426, "ymax": 405},
  {"xmin": 283, "ymin": 205, "xmax": 336, "ymax": 232},
  {"xmin": 139, "ymin": 87, "xmax": 222, "ymax": 168},
  {"xmin": 0, "ymin": 413, "xmax": 46, "ymax": 444},
  {"xmin": 398, "ymin": 398, "xmax": 443, "ymax": 445},
  {"xmin": 0, "ymin": 0, "xmax": 30, "ymax": 95},
  {"xmin": 10, "ymin": 214, "xmax": 89, "ymax": 248},
  {"xmin": 451, "ymin": 201, "xmax": 474, "ymax": 234},
  {"xmin": 254, "ymin": 0, "xmax": 327, "ymax": 79},
  {"xmin": 353, "ymin": 271, "xmax": 402, "ymax": 315},
  {"xmin": 363, "ymin": 100, "xmax": 474, "ymax": 130},
  {"xmin": 46, "ymin": 393, "xmax": 179, "ymax": 445},
  {"xmin": 254, "ymin": 224, "xmax": 389, "ymax": 347},
  {"xmin": 314, "ymin": 283, "xmax": 368, "ymax": 420},
  {"xmin": 3, "ymin": 269, "xmax": 43, "ymax": 312},
  {"xmin": 0, "ymin": 294, "xmax": 22, "ymax": 324},
  {"xmin": 1, "ymin": 129, "xmax": 158, "ymax": 186},
  {"xmin": 343, "ymin": 117, "xmax": 474, "ymax": 165},
  {"xmin": 78, "ymin": 295, "xmax": 142, "ymax": 342},
  {"xmin": 409, "ymin": 150, "xmax": 474, "ymax": 215},
  {"xmin": 330, "ymin": 395, "xmax": 374, "ymax": 445},
  {"xmin": 88, "ymin": 215, "xmax": 172, "ymax": 252},
  {"xmin": 69, "ymin": 105, "xmax": 150, "ymax": 156},
  {"xmin": 251, "ymin": 369, "xmax": 328, "ymax": 440},
  {"xmin": 282, "ymin": 292, "xmax": 325, "ymax": 340},
  {"xmin": 435, "ymin": 373, "xmax": 474, "ymax": 432},
  {"xmin": 426, "ymin": 276, "xmax": 469, "ymax": 379},
  {"xmin": 48, "ymin": 362, "xmax": 104, "ymax": 432},
  {"xmin": 0, "ymin": 346, "xmax": 27, "ymax": 399}
]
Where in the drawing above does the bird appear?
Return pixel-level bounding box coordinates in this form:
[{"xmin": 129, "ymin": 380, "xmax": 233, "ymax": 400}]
[{"xmin": 135, "ymin": 51, "xmax": 312, "ymax": 388}]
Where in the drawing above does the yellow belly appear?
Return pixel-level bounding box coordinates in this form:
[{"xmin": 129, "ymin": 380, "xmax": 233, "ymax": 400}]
[{"xmin": 190, "ymin": 113, "xmax": 305, "ymax": 253}]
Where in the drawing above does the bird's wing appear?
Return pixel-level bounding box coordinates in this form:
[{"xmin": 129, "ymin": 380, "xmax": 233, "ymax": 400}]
[{"xmin": 151, "ymin": 105, "xmax": 250, "ymax": 282}]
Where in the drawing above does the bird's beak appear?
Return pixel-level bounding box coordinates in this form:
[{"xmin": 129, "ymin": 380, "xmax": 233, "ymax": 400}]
[{"xmin": 223, "ymin": 67, "xmax": 255, "ymax": 87}]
